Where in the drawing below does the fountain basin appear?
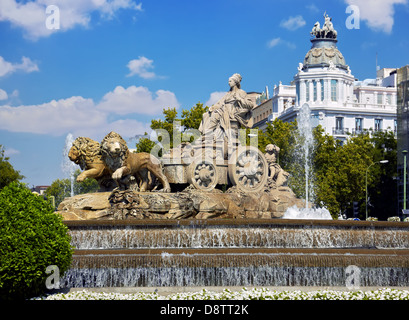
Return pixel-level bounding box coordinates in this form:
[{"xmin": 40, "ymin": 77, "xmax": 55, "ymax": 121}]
[{"xmin": 62, "ymin": 219, "xmax": 409, "ymax": 288}]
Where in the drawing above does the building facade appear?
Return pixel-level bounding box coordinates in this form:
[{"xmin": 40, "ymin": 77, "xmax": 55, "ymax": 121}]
[{"xmin": 252, "ymin": 15, "xmax": 398, "ymax": 144}]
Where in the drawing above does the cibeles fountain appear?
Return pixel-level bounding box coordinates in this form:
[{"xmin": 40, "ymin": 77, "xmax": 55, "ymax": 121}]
[
  {"xmin": 58, "ymin": 22, "xmax": 409, "ymax": 288},
  {"xmin": 59, "ymin": 72, "xmax": 305, "ymax": 221}
]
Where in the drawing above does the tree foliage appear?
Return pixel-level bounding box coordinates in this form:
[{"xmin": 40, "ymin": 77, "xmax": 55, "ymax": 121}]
[
  {"xmin": 0, "ymin": 182, "xmax": 73, "ymax": 300},
  {"xmin": 135, "ymin": 132, "xmax": 157, "ymax": 154},
  {"xmin": 44, "ymin": 169, "xmax": 99, "ymax": 208},
  {"xmin": 0, "ymin": 145, "xmax": 24, "ymax": 190},
  {"xmin": 181, "ymin": 102, "xmax": 209, "ymax": 131},
  {"xmin": 136, "ymin": 103, "xmax": 209, "ymax": 154},
  {"xmin": 258, "ymin": 121, "xmax": 397, "ymax": 220},
  {"xmin": 264, "ymin": 120, "xmax": 298, "ymax": 169}
]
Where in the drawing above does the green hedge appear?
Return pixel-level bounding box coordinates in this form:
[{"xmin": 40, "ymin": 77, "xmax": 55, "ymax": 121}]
[{"xmin": 0, "ymin": 182, "xmax": 73, "ymax": 300}]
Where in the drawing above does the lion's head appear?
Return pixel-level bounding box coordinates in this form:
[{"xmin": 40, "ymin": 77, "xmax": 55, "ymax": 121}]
[
  {"xmin": 68, "ymin": 137, "xmax": 102, "ymax": 170},
  {"xmin": 100, "ymin": 131, "xmax": 129, "ymax": 171}
]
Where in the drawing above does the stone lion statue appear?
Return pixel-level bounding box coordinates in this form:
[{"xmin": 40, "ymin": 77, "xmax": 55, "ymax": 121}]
[
  {"xmin": 68, "ymin": 137, "xmax": 116, "ymax": 191},
  {"xmin": 100, "ymin": 131, "xmax": 171, "ymax": 192}
]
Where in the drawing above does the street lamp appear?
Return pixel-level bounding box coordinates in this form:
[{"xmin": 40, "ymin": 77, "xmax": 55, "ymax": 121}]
[
  {"xmin": 403, "ymin": 150, "xmax": 408, "ymax": 212},
  {"xmin": 365, "ymin": 160, "xmax": 389, "ymax": 220}
]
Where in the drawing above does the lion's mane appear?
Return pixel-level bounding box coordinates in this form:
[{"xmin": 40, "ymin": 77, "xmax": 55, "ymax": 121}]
[
  {"xmin": 70, "ymin": 137, "xmax": 102, "ymax": 170},
  {"xmin": 100, "ymin": 131, "xmax": 129, "ymax": 171}
]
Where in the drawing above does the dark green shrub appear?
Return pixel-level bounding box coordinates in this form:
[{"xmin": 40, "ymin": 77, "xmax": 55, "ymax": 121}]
[{"xmin": 0, "ymin": 182, "xmax": 73, "ymax": 300}]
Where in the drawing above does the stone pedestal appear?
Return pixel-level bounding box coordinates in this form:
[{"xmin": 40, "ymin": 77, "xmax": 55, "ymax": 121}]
[{"xmin": 57, "ymin": 187, "xmax": 306, "ymax": 221}]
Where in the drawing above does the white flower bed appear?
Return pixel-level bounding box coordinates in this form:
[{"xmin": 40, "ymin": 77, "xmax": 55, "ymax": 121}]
[{"xmin": 33, "ymin": 287, "xmax": 409, "ymax": 300}]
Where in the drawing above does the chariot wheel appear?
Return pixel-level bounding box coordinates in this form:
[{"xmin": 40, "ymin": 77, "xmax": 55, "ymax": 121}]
[
  {"xmin": 228, "ymin": 146, "xmax": 268, "ymax": 193},
  {"xmin": 187, "ymin": 160, "xmax": 219, "ymax": 191}
]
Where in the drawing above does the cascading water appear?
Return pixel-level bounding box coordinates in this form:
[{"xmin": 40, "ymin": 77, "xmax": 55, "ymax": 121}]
[
  {"xmin": 62, "ymin": 220, "xmax": 409, "ymax": 288},
  {"xmin": 62, "ymin": 133, "xmax": 77, "ymax": 197},
  {"xmin": 67, "ymin": 221, "xmax": 409, "ymax": 250},
  {"xmin": 282, "ymin": 205, "xmax": 332, "ymax": 220}
]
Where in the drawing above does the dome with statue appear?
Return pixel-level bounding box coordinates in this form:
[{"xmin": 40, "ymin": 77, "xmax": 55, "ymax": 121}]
[{"xmin": 302, "ymin": 12, "xmax": 348, "ymax": 71}]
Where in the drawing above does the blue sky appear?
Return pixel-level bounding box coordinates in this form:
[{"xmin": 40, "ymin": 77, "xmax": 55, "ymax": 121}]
[{"xmin": 0, "ymin": 0, "xmax": 408, "ymax": 187}]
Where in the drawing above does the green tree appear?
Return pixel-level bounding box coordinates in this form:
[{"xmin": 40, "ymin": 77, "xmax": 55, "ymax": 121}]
[
  {"xmin": 331, "ymin": 133, "xmax": 373, "ymax": 217},
  {"xmin": 0, "ymin": 182, "xmax": 73, "ymax": 300},
  {"xmin": 135, "ymin": 132, "xmax": 157, "ymax": 154},
  {"xmin": 312, "ymin": 126, "xmax": 340, "ymax": 215},
  {"xmin": 150, "ymin": 107, "xmax": 180, "ymax": 151},
  {"xmin": 312, "ymin": 129, "xmax": 398, "ymax": 219},
  {"xmin": 366, "ymin": 129, "xmax": 398, "ymax": 220},
  {"xmin": 262, "ymin": 119, "xmax": 307, "ymax": 197},
  {"xmin": 45, "ymin": 169, "xmax": 99, "ymax": 208},
  {"xmin": 0, "ymin": 145, "xmax": 24, "ymax": 190},
  {"xmin": 239, "ymin": 127, "xmax": 269, "ymax": 153},
  {"xmin": 136, "ymin": 103, "xmax": 209, "ymax": 154},
  {"xmin": 181, "ymin": 102, "xmax": 209, "ymax": 130},
  {"xmin": 264, "ymin": 119, "xmax": 298, "ymax": 170}
]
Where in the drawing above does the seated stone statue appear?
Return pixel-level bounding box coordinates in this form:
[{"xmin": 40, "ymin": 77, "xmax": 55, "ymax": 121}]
[
  {"xmin": 199, "ymin": 73, "xmax": 254, "ymax": 143},
  {"xmin": 265, "ymin": 144, "xmax": 289, "ymax": 188}
]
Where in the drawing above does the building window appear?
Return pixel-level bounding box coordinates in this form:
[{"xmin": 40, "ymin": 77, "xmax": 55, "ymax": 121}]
[
  {"xmin": 306, "ymin": 81, "xmax": 310, "ymax": 101},
  {"xmin": 331, "ymin": 80, "xmax": 338, "ymax": 101},
  {"xmin": 320, "ymin": 79, "xmax": 325, "ymax": 101},
  {"xmin": 273, "ymin": 101, "xmax": 278, "ymax": 113},
  {"xmin": 296, "ymin": 82, "xmax": 300, "ymax": 104},
  {"xmin": 375, "ymin": 119, "xmax": 383, "ymax": 132},
  {"xmin": 334, "ymin": 117, "xmax": 344, "ymax": 135},
  {"xmin": 377, "ymin": 93, "xmax": 383, "ymax": 105},
  {"xmin": 355, "ymin": 118, "xmax": 363, "ymax": 133},
  {"xmin": 336, "ymin": 117, "xmax": 343, "ymax": 129},
  {"xmin": 313, "ymin": 81, "xmax": 317, "ymax": 101},
  {"xmin": 387, "ymin": 94, "xmax": 392, "ymax": 105}
]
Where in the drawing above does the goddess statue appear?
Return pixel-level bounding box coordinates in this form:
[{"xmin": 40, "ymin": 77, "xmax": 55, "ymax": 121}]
[{"xmin": 199, "ymin": 73, "xmax": 254, "ymax": 143}]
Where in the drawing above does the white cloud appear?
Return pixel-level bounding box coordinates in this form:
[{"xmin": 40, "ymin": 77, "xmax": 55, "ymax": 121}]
[
  {"xmin": 0, "ymin": 56, "xmax": 38, "ymax": 77},
  {"xmin": 0, "ymin": 0, "xmax": 143, "ymax": 40},
  {"xmin": 205, "ymin": 91, "xmax": 226, "ymax": 107},
  {"xmin": 0, "ymin": 89, "xmax": 8, "ymax": 100},
  {"xmin": 0, "ymin": 96, "xmax": 103, "ymax": 135},
  {"xmin": 98, "ymin": 119, "xmax": 151, "ymax": 139},
  {"xmin": 72, "ymin": 118, "xmax": 151, "ymax": 141},
  {"xmin": 97, "ymin": 85, "xmax": 180, "ymax": 115},
  {"xmin": 98, "ymin": 0, "xmax": 142, "ymax": 18},
  {"xmin": 267, "ymin": 37, "xmax": 281, "ymax": 48},
  {"xmin": 344, "ymin": 0, "xmax": 408, "ymax": 33},
  {"xmin": 126, "ymin": 56, "xmax": 161, "ymax": 79},
  {"xmin": 267, "ymin": 37, "xmax": 296, "ymax": 50},
  {"xmin": 280, "ymin": 15, "xmax": 306, "ymax": 31},
  {"xmin": 0, "ymin": 85, "xmax": 180, "ymax": 138},
  {"xmin": 306, "ymin": 4, "xmax": 319, "ymax": 13}
]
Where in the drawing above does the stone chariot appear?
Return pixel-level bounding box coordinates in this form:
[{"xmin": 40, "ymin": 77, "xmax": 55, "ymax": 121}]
[{"xmin": 162, "ymin": 138, "xmax": 269, "ymax": 193}]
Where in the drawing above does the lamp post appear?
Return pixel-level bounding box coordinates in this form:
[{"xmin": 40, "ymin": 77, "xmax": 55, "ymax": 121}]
[
  {"xmin": 365, "ymin": 160, "xmax": 389, "ymax": 220},
  {"xmin": 403, "ymin": 150, "xmax": 408, "ymax": 212}
]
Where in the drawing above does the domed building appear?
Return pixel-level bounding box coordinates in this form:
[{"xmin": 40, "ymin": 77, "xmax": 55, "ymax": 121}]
[{"xmin": 252, "ymin": 14, "xmax": 398, "ymax": 144}]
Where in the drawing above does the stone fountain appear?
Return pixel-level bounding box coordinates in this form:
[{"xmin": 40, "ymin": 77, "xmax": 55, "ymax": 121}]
[{"xmin": 58, "ymin": 72, "xmax": 409, "ymax": 289}]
